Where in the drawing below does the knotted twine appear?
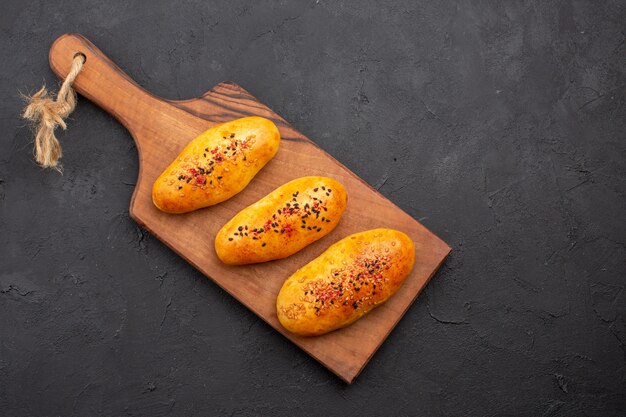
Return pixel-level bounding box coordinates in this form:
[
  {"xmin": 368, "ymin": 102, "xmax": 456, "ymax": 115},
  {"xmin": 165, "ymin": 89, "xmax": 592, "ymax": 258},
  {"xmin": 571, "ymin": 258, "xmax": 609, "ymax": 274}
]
[{"xmin": 22, "ymin": 53, "xmax": 85, "ymax": 172}]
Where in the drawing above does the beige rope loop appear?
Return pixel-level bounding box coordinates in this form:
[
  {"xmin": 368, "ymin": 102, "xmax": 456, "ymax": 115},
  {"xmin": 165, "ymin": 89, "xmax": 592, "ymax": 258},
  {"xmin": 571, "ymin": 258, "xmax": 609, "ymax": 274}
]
[{"xmin": 22, "ymin": 53, "xmax": 85, "ymax": 172}]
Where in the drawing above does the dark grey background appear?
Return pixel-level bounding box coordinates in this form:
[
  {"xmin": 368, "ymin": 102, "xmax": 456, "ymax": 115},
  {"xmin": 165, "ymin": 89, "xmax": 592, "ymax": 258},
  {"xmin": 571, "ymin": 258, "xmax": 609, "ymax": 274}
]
[{"xmin": 1, "ymin": 1, "xmax": 625, "ymax": 416}]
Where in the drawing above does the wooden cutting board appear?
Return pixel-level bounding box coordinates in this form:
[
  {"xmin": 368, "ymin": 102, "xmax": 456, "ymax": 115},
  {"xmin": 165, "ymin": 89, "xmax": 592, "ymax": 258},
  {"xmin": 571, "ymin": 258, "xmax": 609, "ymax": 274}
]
[{"xmin": 49, "ymin": 33, "xmax": 451, "ymax": 383}]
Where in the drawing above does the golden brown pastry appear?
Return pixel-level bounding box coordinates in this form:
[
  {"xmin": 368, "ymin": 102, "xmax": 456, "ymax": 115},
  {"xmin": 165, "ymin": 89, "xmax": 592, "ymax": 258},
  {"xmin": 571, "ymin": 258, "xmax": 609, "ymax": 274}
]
[
  {"xmin": 276, "ymin": 228, "xmax": 415, "ymax": 336},
  {"xmin": 152, "ymin": 116, "xmax": 280, "ymax": 213},
  {"xmin": 215, "ymin": 176, "xmax": 348, "ymax": 265}
]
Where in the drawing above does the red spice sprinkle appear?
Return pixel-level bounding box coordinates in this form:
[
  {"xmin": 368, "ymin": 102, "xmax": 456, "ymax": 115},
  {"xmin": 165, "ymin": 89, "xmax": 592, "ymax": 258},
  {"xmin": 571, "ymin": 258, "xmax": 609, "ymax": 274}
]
[
  {"xmin": 176, "ymin": 136, "xmax": 256, "ymax": 191},
  {"xmin": 303, "ymin": 251, "xmax": 392, "ymax": 316},
  {"xmin": 234, "ymin": 185, "xmax": 332, "ymax": 246}
]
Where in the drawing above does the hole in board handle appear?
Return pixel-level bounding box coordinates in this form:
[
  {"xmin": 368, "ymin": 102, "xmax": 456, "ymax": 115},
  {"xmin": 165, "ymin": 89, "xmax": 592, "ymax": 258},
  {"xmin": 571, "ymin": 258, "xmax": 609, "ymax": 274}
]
[{"xmin": 74, "ymin": 52, "xmax": 86, "ymax": 63}]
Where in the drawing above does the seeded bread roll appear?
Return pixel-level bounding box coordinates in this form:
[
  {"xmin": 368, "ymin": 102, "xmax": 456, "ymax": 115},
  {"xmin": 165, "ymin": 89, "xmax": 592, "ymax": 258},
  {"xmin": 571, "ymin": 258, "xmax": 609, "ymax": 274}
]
[
  {"xmin": 215, "ymin": 176, "xmax": 347, "ymax": 265},
  {"xmin": 152, "ymin": 116, "xmax": 280, "ymax": 213},
  {"xmin": 276, "ymin": 228, "xmax": 415, "ymax": 336}
]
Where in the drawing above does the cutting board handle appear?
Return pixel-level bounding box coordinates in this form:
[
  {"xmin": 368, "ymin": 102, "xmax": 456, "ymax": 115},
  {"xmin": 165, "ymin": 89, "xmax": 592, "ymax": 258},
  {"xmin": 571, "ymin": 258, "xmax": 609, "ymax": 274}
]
[{"xmin": 49, "ymin": 33, "xmax": 208, "ymax": 142}]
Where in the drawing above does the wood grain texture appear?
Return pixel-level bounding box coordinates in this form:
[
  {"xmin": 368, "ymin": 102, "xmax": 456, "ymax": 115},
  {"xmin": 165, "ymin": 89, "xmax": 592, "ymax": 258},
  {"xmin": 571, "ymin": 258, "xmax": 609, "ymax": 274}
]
[{"xmin": 49, "ymin": 33, "xmax": 451, "ymax": 383}]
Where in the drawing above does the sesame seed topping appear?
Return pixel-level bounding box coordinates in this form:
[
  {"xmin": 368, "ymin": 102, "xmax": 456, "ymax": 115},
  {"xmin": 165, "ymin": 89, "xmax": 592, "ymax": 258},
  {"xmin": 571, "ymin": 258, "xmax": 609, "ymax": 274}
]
[{"xmin": 302, "ymin": 250, "xmax": 392, "ymax": 315}]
